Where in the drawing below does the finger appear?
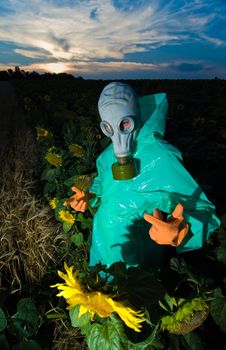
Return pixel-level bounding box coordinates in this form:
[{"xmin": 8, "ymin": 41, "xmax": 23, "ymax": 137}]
[
  {"xmin": 177, "ymin": 224, "xmax": 189, "ymax": 246},
  {"xmin": 144, "ymin": 213, "xmax": 165, "ymax": 227},
  {"xmin": 72, "ymin": 187, "xmax": 85, "ymax": 201},
  {"xmin": 64, "ymin": 195, "xmax": 77, "ymax": 206},
  {"xmin": 149, "ymin": 226, "xmax": 178, "ymax": 246},
  {"xmin": 71, "ymin": 186, "xmax": 81, "ymax": 194},
  {"xmin": 168, "ymin": 240, "xmax": 177, "ymax": 247},
  {"xmin": 149, "ymin": 227, "xmax": 158, "ymax": 240},
  {"xmin": 155, "ymin": 233, "xmax": 178, "ymax": 246},
  {"xmin": 64, "ymin": 198, "xmax": 73, "ymax": 206},
  {"xmin": 75, "ymin": 200, "xmax": 85, "ymax": 212},
  {"xmin": 172, "ymin": 203, "xmax": 184, "ymax": 218},
  {"xmin": 151, "ymin": 234, "xmax": 177, "ymax": 247},
  {"xmin": 70, "ymin": 199, "xmax": 79, "ymax": 210},
  {"xmin": 81, "ymin": 201, "xmax": 87, "ymax": 212},
  {"xmin": 153, "ymin": 208, "xmax": 163, "ymax": 220}
]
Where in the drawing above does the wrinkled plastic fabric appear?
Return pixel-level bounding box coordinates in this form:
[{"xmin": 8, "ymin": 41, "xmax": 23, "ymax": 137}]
[{"xmin": 88, "ymin": 93, "xmax": 221, "ymax": 268}]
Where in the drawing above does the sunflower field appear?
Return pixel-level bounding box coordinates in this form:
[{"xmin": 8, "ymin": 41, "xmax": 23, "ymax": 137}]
[{"xmin": 0, "ymin": 73, "xmax": 226, "ymax": 350}]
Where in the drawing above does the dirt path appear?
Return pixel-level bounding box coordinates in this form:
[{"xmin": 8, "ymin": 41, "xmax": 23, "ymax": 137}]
[{"xmin": 0, "ymin": 81, "xmax": 25, "ymax": 153}]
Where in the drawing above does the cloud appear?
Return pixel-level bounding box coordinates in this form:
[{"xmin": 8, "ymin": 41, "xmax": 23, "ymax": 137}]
[
  {"xmin": 14, "ymin": 49, "xmax": 51, "ymax": 59},
  {"xmin": 1, "ymin": 59, "xmax": 225, "ymax": 79},
  {"xmin": 0, "ymin": 0, "xmax": 225, "ymax": 64},
  {"xmin": 0, "ymin": 60, "xmax": 159, "ymax": 74},
  {"xmin": 199, "ymin": 34, "xmax": 225, "ymax": 47},
  {"xmin": 170, "ymin": 62, "xmax": 204, "ymax": 72},
  {"xmin": 0, "ymin": 60, "xmax": 159, "ymax": 78}
]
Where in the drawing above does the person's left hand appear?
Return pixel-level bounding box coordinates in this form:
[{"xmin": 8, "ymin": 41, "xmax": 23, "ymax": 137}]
[
  {"xmin": 64, "ymin": 186, "xmax": 91, "ymax": 212},
  {"xmin": 144, "ymin": 203, "xmax": 189, "ymax": 247}
]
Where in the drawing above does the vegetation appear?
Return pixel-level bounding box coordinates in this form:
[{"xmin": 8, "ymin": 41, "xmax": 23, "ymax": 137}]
[{"xmin": 0, "ymin": 69, "xmax": 225, "ymax": 349}]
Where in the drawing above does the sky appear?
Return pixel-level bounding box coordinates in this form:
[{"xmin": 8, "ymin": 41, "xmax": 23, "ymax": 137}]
[{"xmin": 0, "ymin": 0, "xmax": 226, "ymax": 79}]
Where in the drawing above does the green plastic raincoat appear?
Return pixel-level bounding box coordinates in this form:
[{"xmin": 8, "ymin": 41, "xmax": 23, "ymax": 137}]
[{"xmin": 89, "ymin": 93, "xmax": 220, "ymax": 268}]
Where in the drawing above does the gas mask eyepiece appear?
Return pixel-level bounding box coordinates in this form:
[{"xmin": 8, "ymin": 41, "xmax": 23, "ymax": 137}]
[
  {"xmin": 100, "ymin": 120, "xmax": 114, "ymax": 137},
  {"xmin": 100, "ymin": 116, "xmax": 134, "ymax": 140}
]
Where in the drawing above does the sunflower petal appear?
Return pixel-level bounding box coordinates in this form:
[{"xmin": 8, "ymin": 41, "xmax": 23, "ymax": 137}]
[
  {"xmin": 108, "ymin": 299, "xmax": 145, "ymax": 332},
  {"xmin": 78, "ymin": 305, "xmax": 89, "ymax": 318}
]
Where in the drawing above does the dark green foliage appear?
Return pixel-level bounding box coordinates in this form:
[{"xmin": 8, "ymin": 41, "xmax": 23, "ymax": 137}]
[
  {"xmin": 0, "ymin": 309, "xmax": 7, "ymax": 332},
  {"xmin": 12, "ymin": 298, "xmax": 39, "ymax": 338},
  {"xmin": 210, "ymin": 288, "xmax": 226, "ymax": 333},
  {"xmin": 1, "ymin": 76, "xmax": 225, "ymax": 349},
  {"xmin": 0, "ymin": 299, "xmax": 43, "ymax": 349}
]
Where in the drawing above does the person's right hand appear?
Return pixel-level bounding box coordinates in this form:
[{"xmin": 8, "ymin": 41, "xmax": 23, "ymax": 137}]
[
  {"xmin": 64, "ymin": 186, "xmax": 90, "ymax": 212},
  {"xmin": 144, "ymin": 204, "xmax": 189, "ymax": 247}
]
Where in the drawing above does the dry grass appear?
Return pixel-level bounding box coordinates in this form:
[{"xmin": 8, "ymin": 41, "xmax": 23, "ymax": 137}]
[
  {"xmin": 52, "ymin": 319, "xmax": 88, "ymax": 350},
  {"xmin": 0, "ymin": 128, "xmax": 67, "ymax": 290}
]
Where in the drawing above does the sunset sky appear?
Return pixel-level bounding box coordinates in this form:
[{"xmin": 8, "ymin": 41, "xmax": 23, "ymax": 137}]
[{"xmin": 0, "ymin": 0, "xmax": 225, "ymax": 79}]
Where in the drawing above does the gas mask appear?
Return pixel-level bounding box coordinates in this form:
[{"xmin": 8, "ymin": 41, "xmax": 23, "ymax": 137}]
[{"xmin": 98, "ymin": 82, "xmax": 141, "ymax": 180}]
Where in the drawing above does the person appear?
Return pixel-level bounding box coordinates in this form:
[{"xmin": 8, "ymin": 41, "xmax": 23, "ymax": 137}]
[{"xmin": 64, "ymin": 82, "xmax": 220, "ymax": 269}]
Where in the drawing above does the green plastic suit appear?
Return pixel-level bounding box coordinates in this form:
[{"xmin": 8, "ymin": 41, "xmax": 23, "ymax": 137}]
[{"xmin": 89, "ymin": 92, "xmax": 220, "ymax": 268}]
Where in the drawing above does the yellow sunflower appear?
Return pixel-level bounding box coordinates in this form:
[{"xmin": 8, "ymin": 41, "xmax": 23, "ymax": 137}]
[
  {"xmin": 49, "ymin": 197, "xmax": 58, "ymax": 209},
  {"xmin": 36, "ymin": 127, "xmax": 52, "ymax": 139},
  {"xmin": 44, "ymin": 94, "xmax": 51, "ymax": 102},
  {"xmin": 45, "ymin": 153, "xmax": 63, "ymax": 167},
  {"xmin": 160, "ymin": 297, "xmax": 209, "ymax": 334},
  {"xmin": 47, "ymin": 146, "xmax": 58, "ymax": 152},
  {"xmin": 24, "ymin": 104, "xmax": 31, "ymax": 111},
  {"xmin": 23, "ymin": 96, "xmax": 31, "ymax": 104},
  {"xmin": 51, "ymin": 263, "xmax": 145, "ymax": 332},
  {"xmin": 69, "ymin": 144, "xmax": 85, "ymax": 158},
  {"xmin": 192, "ymin": 117, "xmax": 205, "ymax": 127},
  {"xmin": 59, "ymin": 210, "xmax": 75, "ymax": 225}
]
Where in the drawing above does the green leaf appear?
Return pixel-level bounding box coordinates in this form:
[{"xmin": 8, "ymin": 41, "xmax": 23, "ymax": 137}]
[
  {"xmin": 210, "ymin": 288, "xmax": 226, "ymax": 333},
  {"xmin": 223, "ymin": 278, "xmax": 226, "ymax": 289},
  {"xmin": 64, "ymin": 175, "xmax": 79, "ymax": 187},
  {"xmin": 81, "ymin": 218, "xmax": 92, "ymax": 230},
  {"xmin": 215, "ymin": 241, "xmax": 226, "ymax": 265},
  {"xmin": 63, "ymin": 222, "xmax": 72, "ymax": 233},
  {"xmin": 216, "ymin": 226, "xmax": 226, "ymax": 243},
  {"xmin": 12, "ymin": 298, "xmax": 39, "ymax": 338},
  {"xmin": 41, "ymin": 168, "xmax": 56, "ymax": 181},
  {"xmin": 169, "ymin": 257, "xmax": 201, "ymax": 285},
  {"xmin": 77, "ymin": 212, "xmax": 84, "ymax": 221},
  {"xmin": 12, "ymin": 339, "xmax": 43, "ymax": 350},
  {"xmin": 158, "ymin": 300, "xmax": 171, "ymax": 313},
  {"xmin": 108, "ymin": 315, "xmax": 128, "ymax": 349},
  {"xmin": 182, "ymin": 332, "xmax": 206, "ymax": 350},
  {"xmin": 71, "ymin": 232, "xmax": 84, "ymax": 247},
  {"xmin": 168, "ymin": 334, "xmax": 181, "ymax": 350},
  {"xmin": 0, "ymin": 308, "xmax": 7, "ymax": 332},
  {"xmin": 43, "ymin": 181, "xmax": 56, "ymax": 195},
  {"xmin": 87, "ymin": 323, "xmax": 103, "ymax": 350},
  {"xmin": 128, "ymin": 324, "xmax": 163, "ymax": 350},
  {"xmin": 0, "ymin": 334, "xmax": 9, "ymax": 350},
  {"xmin": 86, "ymin": 317, "xmax": 126, "ymax": 350},
  {"xmin": 69, "ymin": 305, "xmax": 91, "ymax": 335}
]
